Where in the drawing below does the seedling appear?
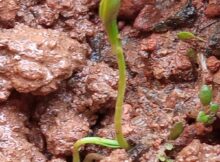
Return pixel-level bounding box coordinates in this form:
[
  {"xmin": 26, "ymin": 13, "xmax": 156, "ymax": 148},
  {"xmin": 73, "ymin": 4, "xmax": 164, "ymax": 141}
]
[
  {"xmin": 157, "ymin": 143, "xmax": 174, "ymax": 162},
  {"xmin": 157, "ymin": 154, "xmax": 174, "ymax": 162},
  {"xmin": 164, "ymin": 143, "xmax": 174, "ymax": 151},
  {"xmin": 177, "ymin": 34, "xmax": 219, "ymax": 125},
  {"xmin": 73, "ymin": 0, "xmax": 129, "ymax": 161},
  {"xmin": 197, "ymin": 85, "xmax": 220, "ymax": 125},
  {"xmin": 168, "ymin": 122, "xmax": 184, "ymax": 140},
  {"xmin": 197, "ymin": 111, "xmax": 212, "ymax": 124},
  {"xmin": 178, "ymin": 33, "xmax": 219, "ymax": 124},
  {"xmin": 177, "ymin": 31, "xmax": 206, "ymax": 42},
  {"xmin": 177, "ymin": 32, "xmax": 208, "ymax": 74},
  {"xmin": 100, "ymin": 0, "xmax": 130, "ymax": 149},
  {"xmin": 210, "ymin": 103, "xmax": 220, "ymax": 113},
  {"xmin": 199, "ymin": 85, "xmax": 212, "ymax": 106}
]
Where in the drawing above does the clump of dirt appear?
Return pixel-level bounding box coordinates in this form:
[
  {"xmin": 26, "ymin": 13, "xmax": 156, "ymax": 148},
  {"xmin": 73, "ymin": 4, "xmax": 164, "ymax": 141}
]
[
  {"xmin": 0, "ymin": 24, "xmax": 88, "ymax": 101},
  {"xmin": 176, "ymin": 139, "xmax": 220, "ymax": 162},
  {"xmin": 0, "ymin": 99, "xmax": 47, "ymax": 161}
]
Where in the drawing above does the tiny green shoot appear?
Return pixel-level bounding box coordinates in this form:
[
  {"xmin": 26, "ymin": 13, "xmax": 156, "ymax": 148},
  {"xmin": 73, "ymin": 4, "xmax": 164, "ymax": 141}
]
[
  {"xmin": 100, "ymin": 0, "xmax": 130, "ymax": 149},
  {"xmin": 199, "ymin": 85, "xmax": 212, "ymax": 106},
  {"xmin": 73, "ymin": 137, "xmax": 120, "ymax": 162},
  {"xmin": 157, "ymin": 154, "xmax": 174, "ymax": 162},
  {"xmin": 157, "ymin": 143, "xmax": 174, "ymax": 162},
  {"xmin": 197, "ymin": 111, "xmax": 210, "ymax": 123},
  {"xmin": 197, "ymin": 85, "xmax": 219, "ymax": 125},
  {"xmin": 210, "ymin": 103, "xmax": 220, "ymax": 113},
  {"xmin": 168, "ymin": 122, "xmax": 184, "ymax": 140},
  {"xmin": 164, "ymin": 143, "xmax": 174, "ymax": 151},
  {"xmin": 177, "ymin": 31, "xmax": 206, "ymax": 42},
  {"xmin": 157, "ymin": 154, "xmax": 166, "ymax": 162},
  {"xmin": 177, "ymin": 31, "xmax": 195, "ymax": 40}
]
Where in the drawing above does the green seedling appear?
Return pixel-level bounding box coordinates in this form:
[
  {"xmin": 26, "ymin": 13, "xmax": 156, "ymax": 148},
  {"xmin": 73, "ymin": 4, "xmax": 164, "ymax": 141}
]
[
  {"xmin": 199, "ymin": 85, "xmax": 212, "ymax": 106},
  {"xmin": 73, "ymin": 137, "xmax": 120, "ymax": 162},
  {"xmin": 177, "ymin": 31, "xmax": 206, "ymax": 42},
  {"xmin": 100, "ymin": 0, "xmax": 129, "ymax": 149},
  {"xmin": 196, "ymin": 111, "xmax": 215, "ymax": 124},
  {"xmin": 197, "ymin": 111, "xmax": 210, "ymax": 123},
  {"xmin": 73, "ymin": 1, "xmax": 129, "ymax": 161},
  {"xmin": 196, "ymin": 111, "xmax": 213, "ymax": 124},
  {"xmin": 157, "ymin": 154, "xmax": 167, "ymax": 162},
  {"xmin": 177, "ymin": 31, "xmax": 195, "ymax": 40},
  {"xmin": 164, "ymin": 143, "xmax": 174, "ymax": 151},
  {"xmin": 168, "ymin": 122, "xmax": 184, "ymax": 140},
  {"xmin": 210, "ymin": 103, "xmax": 220, "ymax": 113},
  {"xmin": 157, "ymin": 143, "xmax": 174, "ymax": 162},
  {"xmin": 197, "ymin": 85, "xmax": 219, "ymax": 125},
  {"xmin": 178, "ymin": 33, "xmax": 219, "ymax": 125},
  {"xmin": 157, "ymin": 154, "xmax": 174, "ymax": 162}
]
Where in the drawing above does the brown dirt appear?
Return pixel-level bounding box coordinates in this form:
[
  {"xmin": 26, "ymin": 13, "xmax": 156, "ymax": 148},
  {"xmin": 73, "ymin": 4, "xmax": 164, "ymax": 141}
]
[{"xmin": 1, "ymin": 0, "xmax": 220, "ymax": 162}]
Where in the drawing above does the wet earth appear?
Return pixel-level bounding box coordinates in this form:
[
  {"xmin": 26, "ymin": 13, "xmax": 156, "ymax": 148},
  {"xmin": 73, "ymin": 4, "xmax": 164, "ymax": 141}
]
[{"xmin": 1, "ymin": 0, "xmax": 220, "ymax": 162}]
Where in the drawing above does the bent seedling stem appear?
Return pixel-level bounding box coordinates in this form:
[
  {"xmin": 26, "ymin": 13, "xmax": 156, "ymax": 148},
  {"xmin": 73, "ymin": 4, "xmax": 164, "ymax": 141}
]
[
  {"xmin": 72, "ymin": 1, "xmax": 130, "ymax": 162},
  {"xmin": 73, "ymin": 137, "xmax": 120, "ymax": 162}
]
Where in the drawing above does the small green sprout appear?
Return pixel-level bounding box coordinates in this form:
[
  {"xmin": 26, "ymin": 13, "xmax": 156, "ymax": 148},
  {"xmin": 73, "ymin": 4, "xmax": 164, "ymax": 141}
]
[
  {"xmin": 168, "ymin": 122, "xmax": 184, "ymax": 140},
  {"xmin": 197, "ymin": 85, "xmax": 219, "ymax": 125},
  {"xmin": 73, "ymin": 137, "xmax": 120, "ymax": 162},
  {"xmin": 177, "ymin": 31, "xmax": 195, "ymax": 40},
  {"xmin": 157, "ymin": 143, "xmax": 174, "ymax": 162},
  {"xmin": 177, "ymin": 31, "xmax": 206, "ymax": 42},
  {"xmin": 157, "ymin": 154, "xmax": 167, "ymax": 162},
  {"xmin": 164, "ymin": 143, "xmax": 174, "ymax": 151},
  {"xmin": 197, "ymin": 111, "xmax": 210, "ymax": 123},
  {"xmin": 210, "ymin": 103, "xmax": 220, "ymax": 113},
  {"xmin": 157, "ymin": 154, "xmax": 174, "ymax": 162},
  {"xmin": 199, "ymin": 85, "xmax": 212, "ymax": 106},
  {"xmin": 197, "ymin": 111, "xmax": 216, "ymax": 125},
  {"xmin": 100, "ymin": 0, "xmax": 129, "ymax": 149},
  {"xmin": 99, "ymin": 0, "xmax": 120, "ymax": 27}
]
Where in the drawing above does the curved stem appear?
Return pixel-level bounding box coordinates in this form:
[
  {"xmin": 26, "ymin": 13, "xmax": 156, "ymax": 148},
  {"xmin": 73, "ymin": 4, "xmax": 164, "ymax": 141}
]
[
  {"xmin": 83, "ymin": 153, "xmax": 104, "ymax": 162},
  {"xmin": 105, "ymin": 20, "xmax": 129, "ymax": 149},
  {"xmin": 73, "ymin": 137, "xmax": 120, "ymax": 162}
]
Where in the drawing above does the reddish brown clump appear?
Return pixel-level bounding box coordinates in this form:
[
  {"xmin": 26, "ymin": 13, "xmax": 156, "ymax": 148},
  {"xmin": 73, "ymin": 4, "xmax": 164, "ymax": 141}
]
[
  {"xmin": 100, "ymin": 149, "xmax": 132, "ymax": 162},
  {"xmin": 205, "ymin": 4, "xmax": 220, "ymax": 18},
  {"xmin": 0, "ymin": 100, "xmax": 47, "ymax": 161},
  {"xmin": 176, "ymin": 139, "xmax": 220, "ymax": 162},
  {"xmin": 207, "ymin": 56, "xmax": 220, "ymax": 73},
  {"xmin": 0, "ymin": 24, "xmax": 88, "ymax": 101},
  {"xmin": 140, "ymin": 38, "xmax": 157, "ymax": 52},
  {"xmin": 0, "ymin": 0, "xmax": 19, "ymax": 26}
]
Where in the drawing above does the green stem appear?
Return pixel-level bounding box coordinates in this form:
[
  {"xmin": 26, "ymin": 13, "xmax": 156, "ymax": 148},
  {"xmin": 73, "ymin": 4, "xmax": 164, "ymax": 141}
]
[
  {"xmin": 195, "ymin": 36, "xmax": 206, "ymax": 42},
  {"xmin": 73, "ymin": 137, "xmax": 120, "ymax": 162},
  {"xmin": 105, "ymin": 20, "xmax": 129, "ymax": 149}
]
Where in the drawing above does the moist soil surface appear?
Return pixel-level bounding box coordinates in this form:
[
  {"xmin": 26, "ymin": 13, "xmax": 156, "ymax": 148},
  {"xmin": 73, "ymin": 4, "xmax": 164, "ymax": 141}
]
[{"xmin": 1, "ymin": 0, "xmax": 220, "ymax": 162}]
